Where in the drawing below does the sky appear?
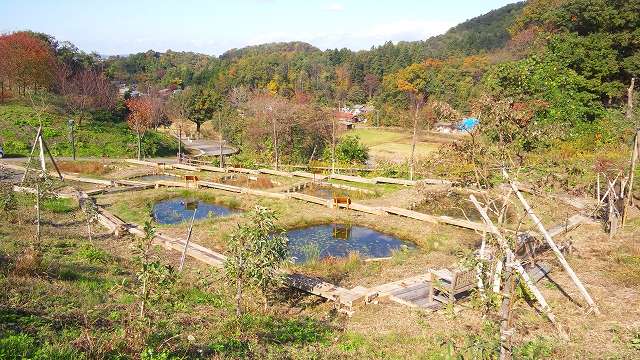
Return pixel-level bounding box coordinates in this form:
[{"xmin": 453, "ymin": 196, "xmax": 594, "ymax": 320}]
[{"xmin": 0, "ymin": 0, "xmax": 517, "ymax": 56}]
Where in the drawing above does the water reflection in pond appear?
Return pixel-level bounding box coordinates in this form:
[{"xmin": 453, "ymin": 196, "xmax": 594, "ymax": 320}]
[
  {"xmin": 286, "ymin": 224, "xmax": 415, "ymax": 264},
  {"xmin": 153, "ymin": 197, "xmax": 239, "ymax": 224}
]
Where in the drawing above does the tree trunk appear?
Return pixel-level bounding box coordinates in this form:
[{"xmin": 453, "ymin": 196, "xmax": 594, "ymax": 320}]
[
  {"xmin": 137, "ymin": 131, "xmax": 142, "ymax": 160},
  {"xmin": 627, "ymin": 77, "xmax": 636, "ymax": 120},
  {"xmin": 499, "ymin": 254, "xmax": 516, "ymax": 360},
  {"xmin": 178, "ymin": 126, "xmax": 182, "ymax": 163},
  {"xmin": 409, "ymin": 101, "xmax": 420, "ymax": 181},
  {"xmin": 36, "ymin": 181, "xmax": 41, "ymax": 243},
  {"xmin": 236, "ymin": 273, "xmax": 243, "ymax": 317},
  {"xmin": 196, "ymin": 121, "xmax": 201, "ymax": 134},
  {"xmin": 272, "ymin": 119, "xmax": 279, "ymax": 171}
]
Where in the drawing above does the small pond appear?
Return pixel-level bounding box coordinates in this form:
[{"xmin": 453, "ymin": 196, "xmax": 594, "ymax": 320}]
[
  {"xmin": 286, "ymin": 224, "xmax": 415, "ymax": 264},
  {"xmin": 152, "ymin": 197, "xmax": 239, "ymax": 224},
  {"xmin": 135, "ymin": 174, "xmax": 182, "ymax": 182},
  {"xmin": 301, "ymin": 184, "xmax": 374, "ymax": 201}
]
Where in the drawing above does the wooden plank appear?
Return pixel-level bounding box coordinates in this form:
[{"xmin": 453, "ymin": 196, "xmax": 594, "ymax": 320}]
[
  {"xmin": 258, "ymin": 168, "xmax": 294, "ymax": 177},
  {"xmin": 172, "ymin": 163, "xmax": 199, "ymax": 171},
  {"xmin": 338, "ymin": 202, "xmax": 387, "ymax": 216},
  {"xmin": 154, "ymin": 180, "xmax": 193, "ymax": 188},
  {"xmin": 329, "ymin": 173, "xmax": 377, "ymax": 184},
  {"xmin": 547, "ymin": 214, "xmax": 590, "ymax": 238},
  {"xmin": 198, "ymin": 181, "xmax": 243, "ymax": 193},
  {"xmin": 417, "ymin": 178, "xmax": 453, "ymax": 186},
  {"xmin": 381, "ymin": 206, "xmax": 439, "ymax": 223},
  {"xmin": 198, "ymin": 165, "xmax": 227, "ymax": 173},
  {"xmin": 227, "ymin": 167, "xmax": 260, "ymax": 175},
  {"xmin": 241, "ymin": 188, "xmax": 289, "ymax": 199},
  {"xmin": 286, "ymin": 273, "xmax": 352, "ymax": 302},
  {"xmin": 115, "ymin": 179, "xmax": 150, "ymax": 186},
  {"xmin": 125, "ymin": 159, "xmax": 161, "ymax": 167},
  {"xmin": 291, "ymin": 171, "xmax": 326, "ymax": 180},
  {"xmin": 436, "ymin": 215, "xmax": 491, "ymax": 233},
  {"xmin": 290, "ymin": 192, "xmax": 332, "ymax": 207},
  {"xmin": 374, "ymin": 177, "xmax": 416, "ymax": 186}
]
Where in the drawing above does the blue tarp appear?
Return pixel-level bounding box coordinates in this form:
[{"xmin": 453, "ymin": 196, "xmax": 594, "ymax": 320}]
[{"xmin": 458, "ymin": 118, "xmax": 479, "ymax": 131}]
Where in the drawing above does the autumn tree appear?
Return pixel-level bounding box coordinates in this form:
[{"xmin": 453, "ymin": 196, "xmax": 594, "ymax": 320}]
[
  {"xmin": 394, "ymin": 60, "xmax": 445, "ymax": 180},
  {"xmin": 0, "ymin": 32, "xmax": 56, "ymax": 97},
  {"xmin": 363, "ymin": 73, "xmax": 380, "ymax": 100},
  {"xmin": 126, "ymin": 97, "xmax": 154, "ymax": 160},
  {"xmin": 58, "ymin": 65, "xmax": 117, "ymax": 125},
  {"xmin": 185, "ymin": 86, "xmax": 223, "ymax": 134}
]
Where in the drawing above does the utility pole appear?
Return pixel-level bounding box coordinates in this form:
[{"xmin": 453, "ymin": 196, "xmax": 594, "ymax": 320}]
[
  {"xmin": 177, "ymin": 124, "xmax": 182, "ymax": 163},
  {"xmin": 332, "ymin": 111, "xmax": 336, "ymax": 175},
  {"xmin": 218, "ymin": 112, "xmax": 224, "ymax": 168},
  {"xmin": 67, "ymin": 119, "xmax": 76, "ymax": 161}
]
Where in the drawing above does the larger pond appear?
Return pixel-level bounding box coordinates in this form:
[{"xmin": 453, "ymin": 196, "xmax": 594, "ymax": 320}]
[
  {"xmin": 286, "ymin": 224, "xmax": 415, "ymax": 264},
  {"xmin": 152, "ymin": 197, "xmax": 239, "ymax": 224}
]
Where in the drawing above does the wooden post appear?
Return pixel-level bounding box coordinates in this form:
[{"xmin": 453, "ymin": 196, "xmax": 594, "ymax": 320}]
[
  {"xmin": 40, "ymin": 135, "xmax": 63, "ymax": 180},
  {"xmin": 470, "ymin": 195, "xmax": 567, "ymax": 339},
  {"xmin": 499, "ymin": 252, "xmax": 516, "ymax": 360},
  {"xmin": 21, "ymin": 126, "xmax": 42, "ymax": 184},
  {"xmin": 627, "ymin": 77, "xmax": 635, "ymax": 120},
  {"xmin": 179, "ymin": 208, "xmax": 198, "ymax": 271},
  {"xmin": 596, "ymin": 173, "xmax": 600, "ymax": 203},
  {"xmin": 503, "ymin": 169, "xmax": 600, "ymax": 316},
  {"xmin": 622, "ymin": 131, "xmax": 639, "ymax": 224}
]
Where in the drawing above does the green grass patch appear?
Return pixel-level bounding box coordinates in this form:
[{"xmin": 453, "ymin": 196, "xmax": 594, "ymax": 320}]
[
  {"xmin": 0, "ymin": 101, "xmax": 177, "ymax": 158},
  {"xmin": 42, "ymin": 198, "xmax": 76, "ymax": 213}
]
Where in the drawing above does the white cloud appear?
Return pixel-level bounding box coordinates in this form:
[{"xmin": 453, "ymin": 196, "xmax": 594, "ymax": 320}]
[
  {"xmin": 244, "ymin": 19, "xmax": 454, "ymax": 52},
  {"xmin": 325, "ymin": 3, "xmax": 344, "ymax": 12}
]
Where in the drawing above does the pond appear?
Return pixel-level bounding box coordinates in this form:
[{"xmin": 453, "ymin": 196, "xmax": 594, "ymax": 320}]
[
  {"xmin": 300, "ymin": 184, "xmax": 374, "ymax": 201},
  {"xmin": 286, "ymin": 224, "xmax": 415, "ymax": 264},
  {"xmin": 152, "ymin": 197, "xmax": 239, "ymax": 224},
  {"xmin": 134, "ymin": 174, "xmax": 182, "ymax": 182}
]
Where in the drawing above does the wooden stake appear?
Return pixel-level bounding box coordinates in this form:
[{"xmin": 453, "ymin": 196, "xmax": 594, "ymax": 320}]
[
  {"xmin": 179, "ymin": 208, "xmax": 198, "ymax": 271},
  {"xmin": 622, "ymin": 131, "xmax": 639, "ymax": 224},
  {"xmin": 499, "ymin": 252, "xmax": 516, "ymax": 360},
  {"xmin": 40, "ymin": 135, "xmax": 63, "ymax": 180},
  {"xmin": 21, "ymin": 126, "xmax": 42, "ymax": 184},
  {"xmin": 470, "ymin": 195, "xmax": 568, "ymax": 339},
  {"xmin": 503, "ymin": 169, "xmax": 600, "ymax": 316}
]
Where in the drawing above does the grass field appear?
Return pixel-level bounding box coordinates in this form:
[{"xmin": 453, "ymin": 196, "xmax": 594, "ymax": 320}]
[
  {"xmin": 348, "ymin": 127, "xmax": 456, "ymax": 162},
  {"xmin": 0, "ymin": 101, "xmax": 177, "ymax": 158}
]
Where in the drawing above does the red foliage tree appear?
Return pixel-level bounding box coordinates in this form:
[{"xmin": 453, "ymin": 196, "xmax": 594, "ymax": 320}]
[
  {"xmin": 126, "ymin": 97, "xmax": 154, "ymax": 160},
  {"xmin": 0, "ymin": 32, "xmax": 56, "ymax": 97}
]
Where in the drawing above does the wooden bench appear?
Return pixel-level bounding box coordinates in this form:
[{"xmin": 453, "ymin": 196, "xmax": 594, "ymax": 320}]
[
  {"xmin": 430, "ymin": 268, "xmax": 476, "ymax": 303},
  {"xmin": 184, "ymin": 175, "xmax": 199, "ymax": 188},
  {"xmin": 333, "ymin": 196, "xmax": 351, "ymax": 209}
]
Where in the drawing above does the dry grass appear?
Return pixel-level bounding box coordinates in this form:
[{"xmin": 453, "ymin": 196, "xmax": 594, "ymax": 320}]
[{"xmin": 57, "ymin": 160, "xmax": 111, "ymax": 176}]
